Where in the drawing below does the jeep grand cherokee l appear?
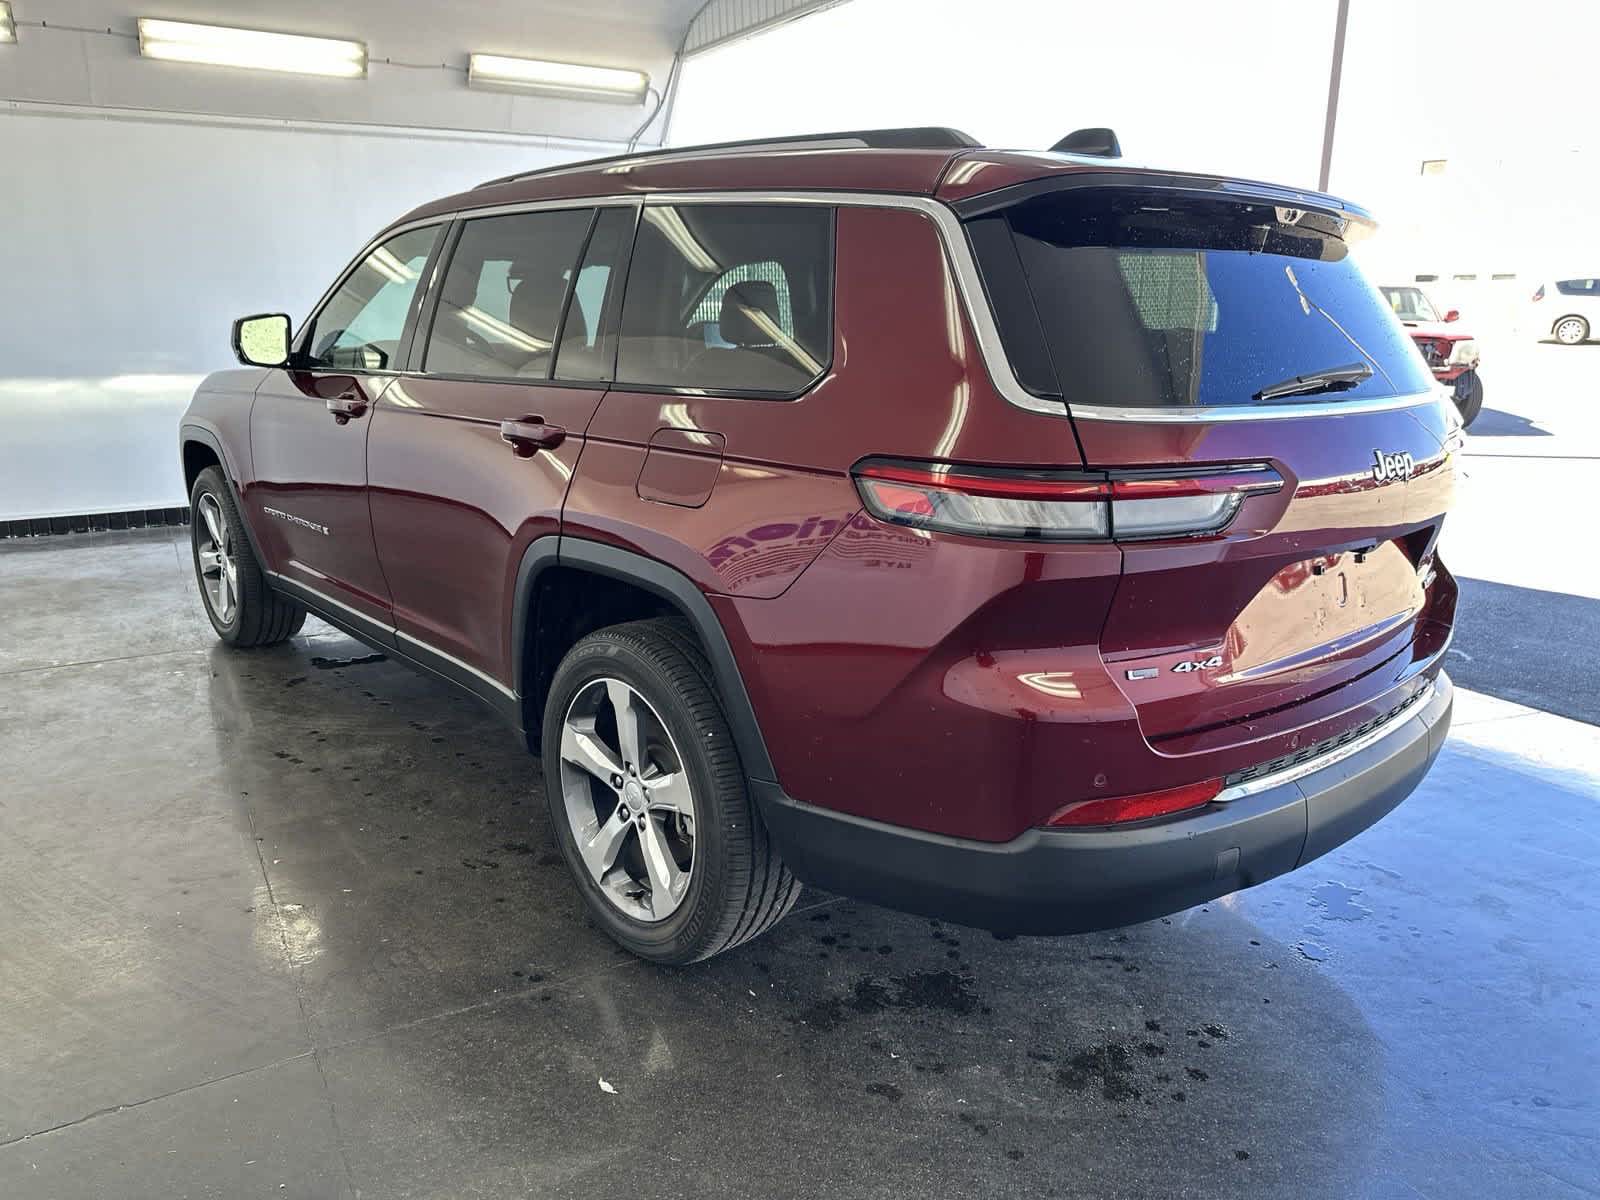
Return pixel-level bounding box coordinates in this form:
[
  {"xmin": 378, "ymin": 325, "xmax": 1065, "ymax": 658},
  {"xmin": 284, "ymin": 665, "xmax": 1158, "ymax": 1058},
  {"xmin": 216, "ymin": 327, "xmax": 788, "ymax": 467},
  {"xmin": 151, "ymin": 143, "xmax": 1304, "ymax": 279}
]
[{"xmin": 180, "ymin": 127, "xmax": 1457, "ymax": 964}]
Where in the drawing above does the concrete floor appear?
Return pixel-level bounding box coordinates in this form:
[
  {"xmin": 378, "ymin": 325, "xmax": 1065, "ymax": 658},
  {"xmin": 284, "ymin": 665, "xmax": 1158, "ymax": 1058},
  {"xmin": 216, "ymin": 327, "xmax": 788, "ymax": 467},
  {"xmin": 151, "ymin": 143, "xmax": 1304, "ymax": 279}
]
[{"xmin": 2, "ymin": 527, "xmax": 1597, "ymax": 1200}]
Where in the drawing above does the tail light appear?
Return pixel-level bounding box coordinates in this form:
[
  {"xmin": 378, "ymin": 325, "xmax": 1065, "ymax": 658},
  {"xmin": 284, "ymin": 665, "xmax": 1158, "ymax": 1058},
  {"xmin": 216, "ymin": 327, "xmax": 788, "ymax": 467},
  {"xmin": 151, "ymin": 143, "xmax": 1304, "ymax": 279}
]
[
  {"xmin": 852, "ymin": 460, "xmax": 1282, "ymax": 542},
  {"xmin": 1045, "ymin": 778, "xmax": 1223, "ymax": 827},
  {"xmin": 1532, "ymin": 284, "xmax": 1545, "ymax": 302}
]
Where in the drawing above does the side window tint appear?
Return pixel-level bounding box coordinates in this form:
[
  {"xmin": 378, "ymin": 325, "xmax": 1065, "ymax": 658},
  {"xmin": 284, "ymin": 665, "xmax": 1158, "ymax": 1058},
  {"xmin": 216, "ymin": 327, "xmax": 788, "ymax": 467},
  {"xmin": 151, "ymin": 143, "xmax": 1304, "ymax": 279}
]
[
  {"xmin": 424, "ymin": 208, "xmax": 593, "ymax": 380},
  {"xmin": 554, "ymin": 206, "xmax": 635, "ymax": 383},
  {"xmin": 691, "ymin": 261, "xmax": 793, "ymax": 341},
  {"xmin": 303, "ymin": 227, "xmax": 438, "ymax": 371},
  {"xmin": 616, "ymin": 205, "xmax": 832, "ymax": 395}
]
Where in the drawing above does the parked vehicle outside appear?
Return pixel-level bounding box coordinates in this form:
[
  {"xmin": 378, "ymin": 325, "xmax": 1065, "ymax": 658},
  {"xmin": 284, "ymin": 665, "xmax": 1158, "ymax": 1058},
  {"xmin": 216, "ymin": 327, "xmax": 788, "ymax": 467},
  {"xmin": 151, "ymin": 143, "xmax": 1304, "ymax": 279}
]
[
  {"xmin": 1380, "ymin": 284, "xmax": 1483, "ymax": 426},
  {"xmin": 1529, "ymin": 277, "xmax": 1600, "ymax": 345},
  {"xmin": 181, "ymin": 128, "xmax": 1458, "ymax": 963}
]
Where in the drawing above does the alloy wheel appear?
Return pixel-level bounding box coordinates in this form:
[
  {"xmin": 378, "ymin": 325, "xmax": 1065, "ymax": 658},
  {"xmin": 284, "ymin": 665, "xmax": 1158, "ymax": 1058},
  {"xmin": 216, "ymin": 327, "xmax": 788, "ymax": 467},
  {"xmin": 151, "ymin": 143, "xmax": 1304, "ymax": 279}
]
[
  {"xmin": 558, "ymin": 676, "xmax": 696, "ymax": 922},
  {"xmin": 196, "ymin": 493, "xmax": 238, "ymax": 625}
]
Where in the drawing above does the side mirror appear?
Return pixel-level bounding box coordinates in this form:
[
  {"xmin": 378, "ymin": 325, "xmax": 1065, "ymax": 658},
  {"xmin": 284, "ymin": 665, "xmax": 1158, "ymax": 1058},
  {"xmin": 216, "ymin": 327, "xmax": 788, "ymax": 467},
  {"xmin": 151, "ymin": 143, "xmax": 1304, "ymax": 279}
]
[
  {"xmin": 1444, "ymin": 309, "xmax": 1460, "ymax": 323},
  {"xmin": 232, "ymin": 313, "xmax": 292, "ymax": 367}
]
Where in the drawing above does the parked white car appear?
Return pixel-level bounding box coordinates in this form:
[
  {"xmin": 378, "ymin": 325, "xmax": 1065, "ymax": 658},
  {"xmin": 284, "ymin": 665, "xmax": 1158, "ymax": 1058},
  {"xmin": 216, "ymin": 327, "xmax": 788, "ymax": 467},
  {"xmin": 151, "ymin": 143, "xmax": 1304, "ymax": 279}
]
[{"xmin": 1529, "ymin": 278, "xmax": 1600, "ymax": 344}]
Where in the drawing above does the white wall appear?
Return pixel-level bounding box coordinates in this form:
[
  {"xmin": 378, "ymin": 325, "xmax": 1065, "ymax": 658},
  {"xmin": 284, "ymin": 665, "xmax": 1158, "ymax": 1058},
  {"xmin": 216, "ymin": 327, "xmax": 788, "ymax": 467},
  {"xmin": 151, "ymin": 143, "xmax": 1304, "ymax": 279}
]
[
  {"xmin": 0, "ymin": 110, "xmax": 610, "ymax": 520},
  {"xmin": 0, "ymin": 0, "xmax": 674, "ymax": 520}
]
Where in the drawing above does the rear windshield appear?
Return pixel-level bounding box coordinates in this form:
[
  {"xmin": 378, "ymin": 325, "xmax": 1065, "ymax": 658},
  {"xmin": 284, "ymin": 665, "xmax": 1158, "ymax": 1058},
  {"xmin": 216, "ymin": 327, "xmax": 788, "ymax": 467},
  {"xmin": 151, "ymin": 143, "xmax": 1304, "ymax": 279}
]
[{"xmin": 968, "ymin": 189, "xmax": 1432, "ymax": 409}]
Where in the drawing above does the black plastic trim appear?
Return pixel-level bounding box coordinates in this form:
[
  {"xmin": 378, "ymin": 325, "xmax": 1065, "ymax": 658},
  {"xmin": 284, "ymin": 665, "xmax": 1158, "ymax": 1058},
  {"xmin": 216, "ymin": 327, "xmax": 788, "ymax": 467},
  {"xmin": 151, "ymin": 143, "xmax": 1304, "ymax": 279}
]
[
  {"xmin": 267, "ymin": 572, "xmax": 522, "ymax": 730},
  {"xmin": 178, "ymin": 424, "xmax": 267, "ymax": 567},
  {"xmin": 754, "ymin": 675, "xmax": 1452, "ymax": 933},
  {"xmin": 513, "ymin": 537, "xmax": 778, "ymax": 782},
  {"xmin": 477, "ymin": 127, "xmax": 980, "ymax": 190}
]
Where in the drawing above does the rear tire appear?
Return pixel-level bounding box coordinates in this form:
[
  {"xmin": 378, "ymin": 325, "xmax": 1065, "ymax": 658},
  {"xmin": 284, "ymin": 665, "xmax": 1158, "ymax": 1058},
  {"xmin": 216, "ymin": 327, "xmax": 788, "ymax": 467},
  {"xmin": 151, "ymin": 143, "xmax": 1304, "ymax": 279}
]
[
  {"xmin": 541, "ymin": 618, "xmax": 799, "ymax": 964},
  {"xmin": 1452, "ymin": 370, "xmax": 1484, "ymax": 427},
  {"xmin": 188, "ymin": 466, "xmax": 306, "ymax": 647},
  {"xmin": 1554, "ymin": 315, "xmax": 1589, "ymax": 345}
]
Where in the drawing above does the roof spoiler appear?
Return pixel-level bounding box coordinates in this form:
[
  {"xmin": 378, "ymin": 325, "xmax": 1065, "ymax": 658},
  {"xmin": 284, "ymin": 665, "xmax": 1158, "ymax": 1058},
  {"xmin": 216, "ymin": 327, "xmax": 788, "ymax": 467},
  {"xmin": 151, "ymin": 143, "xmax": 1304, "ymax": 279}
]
[{"xmin": 1050, "ymin": 127, "xmax": 1121, "ymax": 158}]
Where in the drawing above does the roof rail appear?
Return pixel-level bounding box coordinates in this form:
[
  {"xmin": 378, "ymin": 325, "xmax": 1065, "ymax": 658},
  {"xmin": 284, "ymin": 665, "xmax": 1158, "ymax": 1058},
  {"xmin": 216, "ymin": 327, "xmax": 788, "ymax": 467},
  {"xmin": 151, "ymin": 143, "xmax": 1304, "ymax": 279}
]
[{"xmin": 475, "ymin": 127, "xmax": 981, "ymax": 190}]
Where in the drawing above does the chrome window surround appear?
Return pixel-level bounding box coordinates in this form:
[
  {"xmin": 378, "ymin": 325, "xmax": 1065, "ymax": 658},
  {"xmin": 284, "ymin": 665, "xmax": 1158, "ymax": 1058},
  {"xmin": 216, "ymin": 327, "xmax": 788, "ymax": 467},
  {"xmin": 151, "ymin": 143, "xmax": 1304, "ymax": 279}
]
[{"xmin": 299, "ymin": 191, "xmax": 1443, "ymax": 422}]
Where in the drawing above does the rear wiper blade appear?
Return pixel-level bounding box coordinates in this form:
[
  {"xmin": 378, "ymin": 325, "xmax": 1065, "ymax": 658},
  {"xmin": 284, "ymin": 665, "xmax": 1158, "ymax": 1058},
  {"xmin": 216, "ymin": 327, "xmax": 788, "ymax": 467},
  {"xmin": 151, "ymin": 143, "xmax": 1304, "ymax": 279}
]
[{"xmin": 1252, "ymin": 361, "xmax": 1373, "ymax": 402}]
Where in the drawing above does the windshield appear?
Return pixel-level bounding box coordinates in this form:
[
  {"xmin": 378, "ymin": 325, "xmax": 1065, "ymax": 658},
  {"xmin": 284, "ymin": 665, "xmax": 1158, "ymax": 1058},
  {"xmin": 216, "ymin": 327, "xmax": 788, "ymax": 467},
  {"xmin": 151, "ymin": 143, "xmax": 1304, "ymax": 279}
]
[
  {"xmin": 1381, "ymin": 286, "xmax": 1440, "ymax": 323},
  {"xmin": 967, "ymin": 189, "xmax": 1432, "ymax": 409}
]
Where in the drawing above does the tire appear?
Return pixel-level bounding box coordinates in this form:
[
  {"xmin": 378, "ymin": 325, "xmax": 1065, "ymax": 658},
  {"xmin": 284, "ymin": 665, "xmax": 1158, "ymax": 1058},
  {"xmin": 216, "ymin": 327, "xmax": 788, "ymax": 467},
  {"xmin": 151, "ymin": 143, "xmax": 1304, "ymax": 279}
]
[
  {"xmin": 1452, "ymin": 370, "xmax": 1484, "ymax": 428},
  {"xmin": 188, "ymin": 466, "xmax": 306, "ymax": 647},
  {"xmin": 1553, "ymin": 315, "xmax": 1589, "ymax": 345},
  {"xmin": 541, "ymin": 617, "xmax": 799, "ymax": 964}
]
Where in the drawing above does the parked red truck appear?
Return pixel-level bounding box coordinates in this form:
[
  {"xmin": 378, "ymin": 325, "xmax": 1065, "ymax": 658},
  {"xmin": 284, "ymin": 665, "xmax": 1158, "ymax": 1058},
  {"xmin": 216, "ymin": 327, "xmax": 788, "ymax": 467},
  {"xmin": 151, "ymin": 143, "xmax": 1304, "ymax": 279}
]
[{"xmin": 182, "ymin": 128, "xmax": 1457, "ymax": 962}]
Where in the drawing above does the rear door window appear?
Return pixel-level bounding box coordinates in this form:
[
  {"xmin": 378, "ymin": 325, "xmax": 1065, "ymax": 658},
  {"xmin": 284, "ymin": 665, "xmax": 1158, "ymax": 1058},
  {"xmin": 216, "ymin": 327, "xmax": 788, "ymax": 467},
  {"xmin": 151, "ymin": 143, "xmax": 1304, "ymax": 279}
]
[
  {"xmin": 615, "ymin": 205, "xmax": 833, "ymax": 395},
  {"xmin": 1556, "ymin": 278, "xmax": 1599, "ymax": 295},
  {"xmin": 424, "ymin": 208, "xmax": 594, "ymax": 380},
  {"xmin": 553, "ymin": 206, "xmax": 635, "ymax": 383},
  {"xmin": 969, "ymin": 189, "xmax": 1433, "ymax": 409}
]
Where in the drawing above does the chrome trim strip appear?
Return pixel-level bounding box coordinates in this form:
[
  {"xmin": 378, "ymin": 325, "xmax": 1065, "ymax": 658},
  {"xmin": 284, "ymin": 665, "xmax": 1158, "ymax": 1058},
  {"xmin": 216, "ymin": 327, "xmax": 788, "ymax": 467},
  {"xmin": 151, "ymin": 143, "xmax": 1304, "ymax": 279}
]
[
  {"xmin": 265, "ymin": 571, "xmax": 517, "ymax": 701},
  {"xmin": 330, "ymin": 190, "xmax": 1443, "ymax": 426},
  {"xmin": 1213, "ymin": 679, "xmax": 1436, "ymax": 805},
  {"xmin": 395, "ymin": 631, "xmax": 517, "ymax": 700},
  {"xmin": 268, "ymin": 569, "xmax": 387, "ymax": 627}
]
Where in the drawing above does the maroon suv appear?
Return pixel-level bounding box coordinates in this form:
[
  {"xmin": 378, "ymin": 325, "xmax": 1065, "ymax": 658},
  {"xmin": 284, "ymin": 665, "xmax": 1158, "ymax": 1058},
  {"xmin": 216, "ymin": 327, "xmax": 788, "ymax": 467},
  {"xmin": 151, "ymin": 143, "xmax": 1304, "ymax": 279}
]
[{"xmin": 181, "ymin": 127, "xmax": 1457, "ymax": 963}]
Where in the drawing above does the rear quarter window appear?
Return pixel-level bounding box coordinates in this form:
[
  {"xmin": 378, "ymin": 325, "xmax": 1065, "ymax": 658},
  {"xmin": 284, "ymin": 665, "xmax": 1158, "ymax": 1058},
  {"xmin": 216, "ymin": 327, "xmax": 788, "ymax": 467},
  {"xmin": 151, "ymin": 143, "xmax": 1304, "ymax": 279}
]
[{"xmin": 616, "ymin": 205, "xmax": 833, "ymax": 396}]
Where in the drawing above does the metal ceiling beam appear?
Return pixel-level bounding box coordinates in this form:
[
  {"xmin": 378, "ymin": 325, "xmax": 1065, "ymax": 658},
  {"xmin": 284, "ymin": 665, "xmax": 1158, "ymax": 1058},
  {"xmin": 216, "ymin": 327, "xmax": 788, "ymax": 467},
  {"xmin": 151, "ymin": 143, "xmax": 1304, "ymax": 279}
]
[{"xmin": 682, "ymin": 0, "xmax": 852, "ymax": 59}]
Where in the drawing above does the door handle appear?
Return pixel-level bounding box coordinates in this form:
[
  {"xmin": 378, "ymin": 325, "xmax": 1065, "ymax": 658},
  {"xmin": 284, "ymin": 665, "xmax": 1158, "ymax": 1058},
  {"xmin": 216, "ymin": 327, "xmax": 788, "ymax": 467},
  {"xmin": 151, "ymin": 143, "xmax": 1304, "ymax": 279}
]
[
  {"xmin": 326, "ymin": 393, "xmax": 368, "ymax": 423},
  {"xmin": 500, "ymin": 416, "xmax": 567, "ymax": 458}
]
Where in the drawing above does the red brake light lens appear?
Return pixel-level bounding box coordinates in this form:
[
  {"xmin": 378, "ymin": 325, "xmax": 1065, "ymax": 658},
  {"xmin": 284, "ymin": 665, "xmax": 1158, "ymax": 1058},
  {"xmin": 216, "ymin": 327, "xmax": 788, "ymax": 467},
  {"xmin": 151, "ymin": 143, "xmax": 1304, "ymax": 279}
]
[
  {"xmin": 1045, "ymin": 778, "xmax": 1224, "ymax": 827},
  {"xmin": 1532, "ymin": 284, "xmax": 1545, "ymax": 302},
  {"xmin": 852, "ymin": 461, "xmax": 1281, "ymax": 542}
]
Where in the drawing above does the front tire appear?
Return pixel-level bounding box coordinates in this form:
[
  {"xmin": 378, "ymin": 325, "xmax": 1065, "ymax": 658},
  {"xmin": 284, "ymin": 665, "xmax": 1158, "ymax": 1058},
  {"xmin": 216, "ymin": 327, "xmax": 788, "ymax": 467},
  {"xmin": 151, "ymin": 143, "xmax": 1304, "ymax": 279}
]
[
  {"xmin": 541, "ymin": 618, "xmax": 799, "ymax": 964},
  {"xmin": 188, "ymin": 466, "xmax": 306, "ymax": 647},
  {"xmin": 1554, "ymin": 315, "xmax": 1589, "ymax": 345}
]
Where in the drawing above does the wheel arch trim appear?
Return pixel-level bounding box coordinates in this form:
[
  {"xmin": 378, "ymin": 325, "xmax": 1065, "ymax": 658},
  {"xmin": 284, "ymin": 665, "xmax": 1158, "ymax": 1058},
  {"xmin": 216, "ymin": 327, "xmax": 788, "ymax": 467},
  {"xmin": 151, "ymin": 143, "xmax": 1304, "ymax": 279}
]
[
  {"xmin": 179, "ymin": 423, "xmax": 269, "ymax": 569},
  {"xmin": 513, "ymin": 536, "xmax": 778, "ymax": 783}
]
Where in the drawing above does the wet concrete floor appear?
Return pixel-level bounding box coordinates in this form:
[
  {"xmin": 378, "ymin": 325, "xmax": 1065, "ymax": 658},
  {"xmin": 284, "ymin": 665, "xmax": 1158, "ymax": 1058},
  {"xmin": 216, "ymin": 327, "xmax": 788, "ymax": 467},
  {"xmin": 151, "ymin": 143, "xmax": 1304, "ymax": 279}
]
[{"xmin": 2, "ymin": 528, "xmax": 1595, "ymax": 1198}]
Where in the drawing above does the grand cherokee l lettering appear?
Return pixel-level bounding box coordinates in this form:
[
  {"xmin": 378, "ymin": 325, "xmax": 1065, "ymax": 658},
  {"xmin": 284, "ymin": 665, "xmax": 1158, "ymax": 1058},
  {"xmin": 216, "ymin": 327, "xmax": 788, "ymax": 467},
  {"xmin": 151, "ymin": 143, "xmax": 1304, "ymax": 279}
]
[{"xmin": 181, "ymin": 127, "xmax": 1458, "ymax": 963}]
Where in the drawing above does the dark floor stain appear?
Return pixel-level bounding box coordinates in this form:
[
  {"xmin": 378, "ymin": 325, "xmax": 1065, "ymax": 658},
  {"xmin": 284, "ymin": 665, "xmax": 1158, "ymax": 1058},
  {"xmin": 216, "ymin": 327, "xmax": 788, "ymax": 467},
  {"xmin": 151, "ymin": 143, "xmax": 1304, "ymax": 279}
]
[
  {"xmin": 789, "ymin": 970, "xmax": 977, "ymax": 1031},
  {"xmin": 1144, "ymin": 1019, "xmax": 1162, "ymax": 1033},
  {"xmin": 462, "ymin": 858, "xmax": 499, "ymax": 870},
  {"xmin": 1201, "ymin": 1023, "xmax": 1231, "ymax": 1040},
  {"xmin": 1185, "ymin": 1067, "xmax": 1209, "ymax": 1082},
  {"xmin": 1170, "ymin": 1090, "xmax": 1187, "ymax": 1102},
  {"xmin": 1056, "ymin": 1044, "xmax": 1141, "ymax": 1102},
  {"xmin": 1006, "ymin": 1150, "xmax": 1024, "ymax": 1161},
  {"xmin": 500, "ymin": 842, "xmax": 536, "ymax": 856},
  {"xmin": 1138, "ymin": 1042, "xmax": 1166, "ymax": 1058},
  {"xmin": 865, "ymin": 1083, "xmax": 902, "ymax": 1102},
  {"xmin": 284, "ymin": 676, "xmax": 307, "ymax": 688},
  {"xmin": 1235, "ymin": 1150, "xmax": 1251, "ymax": 1161},
  {"xmin": 311, "ymin": 653, "xmax": 387, "ymax": 669}
]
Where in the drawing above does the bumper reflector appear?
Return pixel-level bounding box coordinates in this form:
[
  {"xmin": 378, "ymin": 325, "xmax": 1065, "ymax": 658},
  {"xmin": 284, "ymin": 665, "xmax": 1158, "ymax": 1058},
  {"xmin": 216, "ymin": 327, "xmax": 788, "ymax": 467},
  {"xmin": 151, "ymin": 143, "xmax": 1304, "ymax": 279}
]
[{"xmin": 1045, "ymin": 778, "xmax": 1223, "ymax": 827}]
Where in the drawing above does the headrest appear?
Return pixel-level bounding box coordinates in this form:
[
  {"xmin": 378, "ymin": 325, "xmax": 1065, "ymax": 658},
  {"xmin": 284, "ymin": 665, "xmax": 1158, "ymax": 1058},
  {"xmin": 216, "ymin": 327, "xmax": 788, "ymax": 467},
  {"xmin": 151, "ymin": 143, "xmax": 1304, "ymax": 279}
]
[
  {"xmin": 719, "ymin": 280, "xmax": 782, "ymax": 347},
  {"xmin": 507, "ymin": 271, "xmax": 584, "ymax": 347}
]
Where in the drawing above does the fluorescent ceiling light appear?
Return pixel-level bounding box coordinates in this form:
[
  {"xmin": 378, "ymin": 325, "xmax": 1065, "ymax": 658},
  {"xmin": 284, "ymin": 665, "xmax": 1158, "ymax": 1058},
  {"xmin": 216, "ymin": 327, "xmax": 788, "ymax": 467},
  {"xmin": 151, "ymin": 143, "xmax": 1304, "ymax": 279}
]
[
  {"xmin": 0, "ymin": 3, "xmax": 15, "ymax": 44},
  {"xmin": 137, "ymin": 19, "xmax": 366, "ymax": 78},
  {"xmin": 468, "ymin": 54, "xmax": 648, "ymax": 102}
]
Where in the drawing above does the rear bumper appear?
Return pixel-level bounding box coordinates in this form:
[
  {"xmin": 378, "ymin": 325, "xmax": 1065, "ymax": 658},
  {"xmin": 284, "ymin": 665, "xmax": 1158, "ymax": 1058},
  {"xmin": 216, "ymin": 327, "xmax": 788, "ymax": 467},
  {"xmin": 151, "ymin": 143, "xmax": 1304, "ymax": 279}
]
[{"xmin": 756, "ymin": 673, "xmax": 1452, "ymax": 934}]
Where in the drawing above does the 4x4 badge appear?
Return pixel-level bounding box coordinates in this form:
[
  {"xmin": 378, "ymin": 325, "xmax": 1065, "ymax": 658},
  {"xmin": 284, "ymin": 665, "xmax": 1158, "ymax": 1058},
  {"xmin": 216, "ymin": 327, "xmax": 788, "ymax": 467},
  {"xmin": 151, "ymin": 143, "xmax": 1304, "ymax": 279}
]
[{"xmin": 1371, "ymin": 449, "xmax": 1415, "ymax": 484}]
